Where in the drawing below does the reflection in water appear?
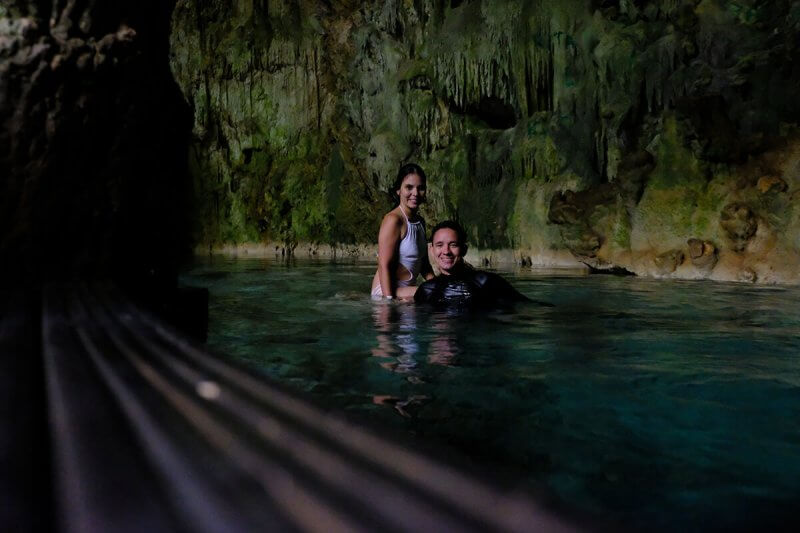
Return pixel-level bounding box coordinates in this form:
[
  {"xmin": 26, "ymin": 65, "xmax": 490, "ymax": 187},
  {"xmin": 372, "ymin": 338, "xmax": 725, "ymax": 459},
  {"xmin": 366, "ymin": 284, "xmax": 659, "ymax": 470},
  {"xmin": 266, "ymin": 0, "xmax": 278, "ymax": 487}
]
[
  {"xmin": 184, "ymin": 259, "xmax": 800, "ymax": 532},
  {"xmin": 371, "ymin": 302, "xmax": 428, "ymax": 416},
  {"xmin": 371, "ymin": 394, "xmax": 430, "ymax": 418},
  {"xmin": 370, "ymin": 303, "xmax": 470, "ymax": 416},
  {"xmin": 427, "ymin": 312, "xmax": 463, "ymax": 366},
  {"xmin": 371, "ymin": 302, "xmax": 420, "ymax": 374}
]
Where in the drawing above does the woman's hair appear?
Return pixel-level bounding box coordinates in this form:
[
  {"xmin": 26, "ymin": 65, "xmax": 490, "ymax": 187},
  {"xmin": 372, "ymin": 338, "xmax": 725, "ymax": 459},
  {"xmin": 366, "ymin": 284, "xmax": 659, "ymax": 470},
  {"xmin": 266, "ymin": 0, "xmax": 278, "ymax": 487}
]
[
  {"xmin": 390, "ymin": 163, "xmax": 427, "ymax": 204},
  {"xmin": 429, "ymin": 220, "xmax": 467, "ymax": 246}
]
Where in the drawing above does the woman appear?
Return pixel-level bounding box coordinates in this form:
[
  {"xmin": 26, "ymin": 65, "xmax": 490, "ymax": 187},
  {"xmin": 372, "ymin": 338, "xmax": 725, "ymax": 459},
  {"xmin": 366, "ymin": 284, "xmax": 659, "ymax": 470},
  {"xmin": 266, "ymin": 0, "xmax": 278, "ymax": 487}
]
[{"xmin": 371, "ymin": 163, "xmax": 434, "ymax": 299}]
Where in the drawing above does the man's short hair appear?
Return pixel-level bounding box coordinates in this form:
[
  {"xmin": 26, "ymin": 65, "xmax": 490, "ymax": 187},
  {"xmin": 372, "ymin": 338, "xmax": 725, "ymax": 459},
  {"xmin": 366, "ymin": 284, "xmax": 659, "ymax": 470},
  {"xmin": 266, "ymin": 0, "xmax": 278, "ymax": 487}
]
[{"xmin": 430, "ymin": 220, "xmax": 467, "ymax": 245}]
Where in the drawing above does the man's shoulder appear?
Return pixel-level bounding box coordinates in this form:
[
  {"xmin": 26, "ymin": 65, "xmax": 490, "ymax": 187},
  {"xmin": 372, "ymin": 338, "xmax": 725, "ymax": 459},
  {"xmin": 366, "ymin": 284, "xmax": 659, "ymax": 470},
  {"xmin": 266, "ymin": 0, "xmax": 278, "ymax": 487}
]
[
  {"xmin": 468, "ymin": 269, "xmax": 529, "ymax": 301},
  {"xmin": 415, "ymin": 274, "xmax": 478, "ymax": 305},
  {"xmin": 467, "ymin": 269, "xmax": 496, "ymax": 286}
]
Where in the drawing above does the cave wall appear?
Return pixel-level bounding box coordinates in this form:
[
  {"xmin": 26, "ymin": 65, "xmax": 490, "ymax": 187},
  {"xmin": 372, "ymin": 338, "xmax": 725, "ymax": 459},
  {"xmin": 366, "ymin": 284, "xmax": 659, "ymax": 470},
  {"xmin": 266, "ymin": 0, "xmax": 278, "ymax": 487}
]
[
  {"xmin": 170, "ymin": 0, "xmax": 800, "ymax": 282},
  {"xmin": 1, "ymin": 1, "xmax": 191, "ymax": 287}
]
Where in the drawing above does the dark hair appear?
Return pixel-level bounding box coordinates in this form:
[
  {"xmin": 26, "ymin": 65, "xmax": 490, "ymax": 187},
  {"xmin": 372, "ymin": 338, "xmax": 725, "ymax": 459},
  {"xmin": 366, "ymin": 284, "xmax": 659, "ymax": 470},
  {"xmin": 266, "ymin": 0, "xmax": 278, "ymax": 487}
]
[
  {"xmin": 429, "ymin": 220, "xmax": 467, "ymax": 245},
  {"xmin": 390, "ymin": 163, "xmax": 427, "ymax": 204}
]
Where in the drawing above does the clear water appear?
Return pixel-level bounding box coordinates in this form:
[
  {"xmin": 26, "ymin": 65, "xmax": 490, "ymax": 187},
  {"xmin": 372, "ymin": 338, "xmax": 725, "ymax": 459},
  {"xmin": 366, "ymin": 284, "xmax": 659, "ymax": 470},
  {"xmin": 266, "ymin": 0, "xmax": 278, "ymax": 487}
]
[{"xmin": 182, "ymin": 257, "xmax": 800, "ymax": 531}]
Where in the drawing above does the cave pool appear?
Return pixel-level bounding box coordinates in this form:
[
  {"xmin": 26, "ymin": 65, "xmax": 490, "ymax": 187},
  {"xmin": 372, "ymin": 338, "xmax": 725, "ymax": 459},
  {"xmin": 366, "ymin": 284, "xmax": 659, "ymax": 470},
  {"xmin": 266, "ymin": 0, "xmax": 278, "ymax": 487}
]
[{"xmin": 182, "ymin": 257, "xmax": 800, "ymax": 531}]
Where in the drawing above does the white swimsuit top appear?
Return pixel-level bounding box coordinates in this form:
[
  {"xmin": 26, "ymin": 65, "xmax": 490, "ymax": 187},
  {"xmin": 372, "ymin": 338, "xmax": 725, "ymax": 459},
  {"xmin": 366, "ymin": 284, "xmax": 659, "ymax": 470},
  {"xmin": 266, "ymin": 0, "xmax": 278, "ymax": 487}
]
[{"xmin": 397, "ymin": 208, "xmax": 426, "ymax": 286}]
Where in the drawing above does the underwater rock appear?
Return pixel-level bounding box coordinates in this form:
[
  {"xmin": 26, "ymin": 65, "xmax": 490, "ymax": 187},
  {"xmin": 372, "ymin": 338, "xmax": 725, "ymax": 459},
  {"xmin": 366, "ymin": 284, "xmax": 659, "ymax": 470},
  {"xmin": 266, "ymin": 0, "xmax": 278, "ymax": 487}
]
[
  {"xmin": 687, "ymin": 238, "xmax": 718, "ymax": 271},
  {"xmin": 720, "ymin": 203, "xmax": 758, "ymax": 252}
]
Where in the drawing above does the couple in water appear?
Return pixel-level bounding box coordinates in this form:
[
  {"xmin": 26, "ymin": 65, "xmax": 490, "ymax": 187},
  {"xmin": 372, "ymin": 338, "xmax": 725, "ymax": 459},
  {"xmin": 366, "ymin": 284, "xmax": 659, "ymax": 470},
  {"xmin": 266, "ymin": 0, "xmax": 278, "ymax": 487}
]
[{"xmin": 370, "ymin": 163, "xmax": 528, "ymax": 307}]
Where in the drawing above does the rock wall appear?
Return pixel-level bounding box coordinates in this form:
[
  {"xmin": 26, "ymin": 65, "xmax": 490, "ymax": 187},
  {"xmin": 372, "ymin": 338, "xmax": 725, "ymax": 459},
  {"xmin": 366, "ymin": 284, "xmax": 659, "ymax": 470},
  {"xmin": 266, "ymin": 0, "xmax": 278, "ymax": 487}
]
[
  {"xmin": 170, "ymin": 0, "xmax": 800, "ymax": 282},
  {"xmin": 1, "ymin": 1, "xmax": 191, "ymax": 287}
]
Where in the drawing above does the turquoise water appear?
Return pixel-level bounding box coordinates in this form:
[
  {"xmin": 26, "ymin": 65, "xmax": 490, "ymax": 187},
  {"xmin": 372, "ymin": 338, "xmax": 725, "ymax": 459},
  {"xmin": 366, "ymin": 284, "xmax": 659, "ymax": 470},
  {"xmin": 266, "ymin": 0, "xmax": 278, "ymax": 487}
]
[{"xmin": 183, "ymin": 257, "xmax": 800, "ymax": 531}]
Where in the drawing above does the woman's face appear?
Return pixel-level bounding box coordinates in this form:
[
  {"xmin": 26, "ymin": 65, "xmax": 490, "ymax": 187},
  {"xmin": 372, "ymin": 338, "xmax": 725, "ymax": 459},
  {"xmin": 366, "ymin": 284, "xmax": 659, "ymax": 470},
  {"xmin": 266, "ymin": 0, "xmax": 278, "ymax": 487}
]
[{"xmin": 396, "ymin": 173, "xmax": 426, "ymax": 210}]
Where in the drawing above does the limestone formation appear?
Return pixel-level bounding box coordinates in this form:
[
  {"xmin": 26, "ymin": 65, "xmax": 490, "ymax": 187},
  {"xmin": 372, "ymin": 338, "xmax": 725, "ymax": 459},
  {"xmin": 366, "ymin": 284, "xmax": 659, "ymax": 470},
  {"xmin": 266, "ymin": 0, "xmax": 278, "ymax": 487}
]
[
  {"xmin": 548, "ymin": 192, "xmax": 583, "ymax": 226},
  {"xmin": 720, "ymin": 203, "xmax": 758, "ymax": 252},
  {"xmin": 757, "ymin": 176, "xmax": 788, "ymax": 195},
  {"xmin": 3, "ymin": 1, "xmax": 800, "ymax": 283},
  {"xmin": 738, "ymin": 268, "xmax": 757, "ymax": 284},
  {"xmin": 687, "ymin": 238, "xmax": 718, "ymax": 271},
  {"xmin": 559, "ymin": 226, "xmax": 602, "ymax": 258},
  {"xmin": 164, "ymin": 1, "xmax": 800, "ymax": 282},
  {"xmin": 1, "ymin": 1, "xmax": 190, "ymax": 283},
  {"xmin": 654, "ymin": 250, "xmax": 684, "ymax": 276}
]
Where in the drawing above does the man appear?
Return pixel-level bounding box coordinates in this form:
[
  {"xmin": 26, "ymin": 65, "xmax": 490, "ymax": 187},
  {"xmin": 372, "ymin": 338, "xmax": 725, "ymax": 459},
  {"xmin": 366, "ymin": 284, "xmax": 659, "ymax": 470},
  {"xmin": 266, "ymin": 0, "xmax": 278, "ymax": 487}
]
[{"xmin": 414, "ymin": 220, "xmax": 534, "ymax": 308}]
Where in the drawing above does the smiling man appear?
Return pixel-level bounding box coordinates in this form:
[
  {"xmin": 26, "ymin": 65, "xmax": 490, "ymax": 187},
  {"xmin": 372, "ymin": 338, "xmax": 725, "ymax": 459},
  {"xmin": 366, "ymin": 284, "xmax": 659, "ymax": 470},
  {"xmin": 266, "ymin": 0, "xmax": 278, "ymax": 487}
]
[{"xmin": 414, "ymin": 220, "xmax": 534, "ymax": 308}]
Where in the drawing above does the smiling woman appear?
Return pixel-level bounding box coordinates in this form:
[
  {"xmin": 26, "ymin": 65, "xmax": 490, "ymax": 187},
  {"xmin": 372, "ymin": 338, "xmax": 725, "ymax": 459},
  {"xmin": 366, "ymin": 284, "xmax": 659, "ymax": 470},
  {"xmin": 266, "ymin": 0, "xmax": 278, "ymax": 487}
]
[{"xmin": 370, "ymin": 164, "xmax": 434, "ymax": 299}]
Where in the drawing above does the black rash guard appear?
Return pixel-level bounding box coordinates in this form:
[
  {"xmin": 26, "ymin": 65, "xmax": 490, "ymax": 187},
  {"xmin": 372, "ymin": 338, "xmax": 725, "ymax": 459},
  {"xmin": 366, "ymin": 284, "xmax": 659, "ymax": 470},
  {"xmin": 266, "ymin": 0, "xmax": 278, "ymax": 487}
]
[{"xmin": 414, "ymin": 268, "xmax": 530, "ymax": 308}]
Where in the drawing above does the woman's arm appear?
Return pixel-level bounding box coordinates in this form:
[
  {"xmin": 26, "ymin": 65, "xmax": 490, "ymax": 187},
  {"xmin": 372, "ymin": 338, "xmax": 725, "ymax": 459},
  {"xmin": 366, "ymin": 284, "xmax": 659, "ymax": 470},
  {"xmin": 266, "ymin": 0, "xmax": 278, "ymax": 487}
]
[
  {"xmin": 420, "ymin": 247, "xmax": 434, "ymax": 281},
  {"xmin": 420, "ymin": 218, "xmax": 434, "ymax": 280},
  {"xmin": 377, "ymin": 213, "xmax": 402, "ymax": 298}
]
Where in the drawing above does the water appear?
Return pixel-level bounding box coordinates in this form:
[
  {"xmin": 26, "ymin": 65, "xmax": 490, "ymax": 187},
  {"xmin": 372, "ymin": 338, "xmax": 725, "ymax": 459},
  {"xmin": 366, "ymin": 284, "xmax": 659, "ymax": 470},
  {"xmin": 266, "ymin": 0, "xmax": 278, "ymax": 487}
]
[{"xmin": 182, "ymin": 257, "xmax": 800, "ymax": 531}]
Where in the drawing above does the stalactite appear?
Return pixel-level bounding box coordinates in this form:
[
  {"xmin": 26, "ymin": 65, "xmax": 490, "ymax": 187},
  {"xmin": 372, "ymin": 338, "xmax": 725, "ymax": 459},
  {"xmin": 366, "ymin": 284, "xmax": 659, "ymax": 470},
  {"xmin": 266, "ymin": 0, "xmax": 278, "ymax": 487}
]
[{"xmin": 433, "ymin": 33, "xmax": 551, "ymax": 120}]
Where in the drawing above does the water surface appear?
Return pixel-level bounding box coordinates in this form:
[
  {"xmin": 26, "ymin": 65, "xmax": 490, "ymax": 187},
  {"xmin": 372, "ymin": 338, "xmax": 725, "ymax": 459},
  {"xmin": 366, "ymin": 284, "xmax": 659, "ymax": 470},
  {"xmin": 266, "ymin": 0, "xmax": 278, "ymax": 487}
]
[{"xmin": 183, "ymin": 257, "xmax": 800, "ymax": 531}]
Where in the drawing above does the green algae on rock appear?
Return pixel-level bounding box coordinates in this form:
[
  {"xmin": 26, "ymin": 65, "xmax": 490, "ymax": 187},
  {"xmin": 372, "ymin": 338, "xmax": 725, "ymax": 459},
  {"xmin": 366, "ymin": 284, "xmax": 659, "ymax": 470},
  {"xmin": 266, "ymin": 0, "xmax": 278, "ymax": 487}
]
[{"xmin": 169, "ymin": 0, "xmax": 800, "ymax": 283}]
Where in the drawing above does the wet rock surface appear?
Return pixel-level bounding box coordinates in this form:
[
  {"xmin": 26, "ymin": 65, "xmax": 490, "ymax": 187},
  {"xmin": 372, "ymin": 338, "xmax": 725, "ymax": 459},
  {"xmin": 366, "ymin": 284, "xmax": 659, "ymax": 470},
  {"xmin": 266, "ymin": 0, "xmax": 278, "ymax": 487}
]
[
  {"xmin": 1, "ymin": 1, "xmax": 192, "ymax": 284},
  {"xmin": 738, "ymin": 268, "xmax": 757, "ymax": 283},
  {"xmin": 757, "ymin": 176, "xmax": 788, "ymax": 195},
  {"xmin": 687, "ymin": 238, "xmax": 718, "ymax": 271},
  {"xmin": 166, "ymin": 0, "xmax": 800, "ymax": 282},
  {"xmin": 5, "ymin": 1, "xmax": 800, "ymax": 283},
  {"xmin": 654, "ymin": 250, "xmax": 685, "ymax": 276},
  {"xmin": 720, "ymin": 203, "xmax": 758, "ymax": 252}
]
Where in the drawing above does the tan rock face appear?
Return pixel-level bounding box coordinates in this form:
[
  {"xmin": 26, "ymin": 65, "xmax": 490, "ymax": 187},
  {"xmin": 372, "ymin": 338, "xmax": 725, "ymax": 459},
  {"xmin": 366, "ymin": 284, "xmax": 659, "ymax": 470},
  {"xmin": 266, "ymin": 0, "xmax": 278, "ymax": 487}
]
[
  {"xmin": 560, "ymin": 227, "xmax": 602, "ymax": 258},
  {"xmin": 687, "ymin": 239, "xmax": 718, "ymax": 271},
  {"xmin": 654, "ymin": 250, "xmax": 684, "ymax": 275},
  {"xmin": 687, "ymin": 238, "xmax": 704, "ymax": 259},
  {"xmin": 720, "ymin": 204, "xmax": 758, "ymax": 252},
  {"xmin": 757, "ymin": 176, "xmax": 788, "ymax": 194},
  {"xmin": 166, "ymin": 0, "xmax": 800, "ymax": 284},
  {"xmin": 547, "ymin": 192, "xmax": 582, "ymax": 225},
  {"xmin": 738, "ymin": 268, "xmax": 757, "ymax": 283}
]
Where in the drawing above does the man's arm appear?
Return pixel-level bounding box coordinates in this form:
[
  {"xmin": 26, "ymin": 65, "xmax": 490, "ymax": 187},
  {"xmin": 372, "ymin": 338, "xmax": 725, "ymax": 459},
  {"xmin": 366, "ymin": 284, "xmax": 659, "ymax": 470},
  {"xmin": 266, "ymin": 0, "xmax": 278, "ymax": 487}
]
[
  {"xmin": 472, "ymin": 271, "xmax": 530, "ymax": 302},
  {"xmin": 414, "ymin": 279, "xmax": 436, "ymax": 303}
]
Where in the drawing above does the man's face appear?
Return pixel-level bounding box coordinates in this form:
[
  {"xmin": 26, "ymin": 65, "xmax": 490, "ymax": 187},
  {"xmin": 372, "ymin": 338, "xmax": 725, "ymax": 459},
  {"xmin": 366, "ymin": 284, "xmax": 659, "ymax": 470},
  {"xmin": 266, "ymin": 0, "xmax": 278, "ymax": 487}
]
[{"xmin": 431, "ymin": 228, "xmax": 465, "ymax": 275}]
